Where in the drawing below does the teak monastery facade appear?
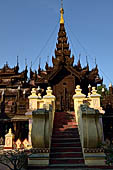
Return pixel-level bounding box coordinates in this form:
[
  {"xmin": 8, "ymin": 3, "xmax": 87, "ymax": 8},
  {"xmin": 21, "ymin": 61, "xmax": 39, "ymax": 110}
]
[{"xmin": 0, "ymin": 4, "xmax": 113, "ymax": 142}]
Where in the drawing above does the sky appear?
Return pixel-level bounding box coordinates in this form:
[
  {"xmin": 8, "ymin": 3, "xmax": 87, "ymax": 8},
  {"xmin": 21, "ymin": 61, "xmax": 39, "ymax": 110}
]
[{"xmin": 0, "ymin": 0, "xmax": 113, "ymax": 87}]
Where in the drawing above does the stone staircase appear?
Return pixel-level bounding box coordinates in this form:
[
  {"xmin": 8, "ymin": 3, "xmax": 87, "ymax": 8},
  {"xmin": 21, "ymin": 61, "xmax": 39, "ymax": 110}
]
[{"xmin": 50, "ymin": 112, "xmax": 85, "ymax": 167}]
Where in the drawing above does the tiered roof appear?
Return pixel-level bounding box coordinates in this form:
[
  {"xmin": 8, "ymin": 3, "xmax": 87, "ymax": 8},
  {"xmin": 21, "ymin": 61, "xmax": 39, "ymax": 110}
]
[{"xmin": 30, "ymin": 7, "xmax": 102, "ymax": 89}]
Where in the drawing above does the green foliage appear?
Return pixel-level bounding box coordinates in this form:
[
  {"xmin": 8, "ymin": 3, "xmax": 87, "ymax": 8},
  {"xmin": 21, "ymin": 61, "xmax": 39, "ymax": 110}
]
[
  {"xmin": 97, "ymin": 84, "xmax": 109, "ymax": 106},
  {"xmin": 97, "ymin": 84, "xmax": 108, "ymax": 97},
  {"xmin": 105, "ymin": 145, "xmax": 113, "ymax": 166},
  {"xmin": 100, "ymin": 139, "xmax": 113, "ymax": 166}
]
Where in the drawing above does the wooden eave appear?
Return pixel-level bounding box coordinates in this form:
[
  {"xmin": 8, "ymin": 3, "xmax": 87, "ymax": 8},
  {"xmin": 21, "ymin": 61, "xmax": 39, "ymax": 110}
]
[
  {"xmin": 47, "ymin": 65, "xmax": 81, "ymax": 81},
  {"xmin": 0, "ymin": 73, "xmax": 16, "ymax": 77},
  {"xmin": 65, "ymin": 66, "xmax": 81, "ymax": 80},
  {"xmin": 55, "ymin": 50, "xmax": 71, "ymax": 56},
  {"xmin": 58, "ymin": 31, "xmax": 66, "ymax": 37},
  {"xmin": 56, "ymin": 43, "xmax": 69, "ymax": 49}
]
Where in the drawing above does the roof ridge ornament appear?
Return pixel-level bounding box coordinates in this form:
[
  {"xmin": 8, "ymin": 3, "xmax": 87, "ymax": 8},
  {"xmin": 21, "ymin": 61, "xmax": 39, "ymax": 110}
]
[{"xmin": 60, "ymin": 0, "xmax": 64, "ymax": 24}]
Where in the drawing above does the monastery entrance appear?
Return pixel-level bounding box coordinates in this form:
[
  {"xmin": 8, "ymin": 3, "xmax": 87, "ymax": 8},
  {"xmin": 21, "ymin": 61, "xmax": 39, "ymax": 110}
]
[{"xmin": 53, "ymin": 74, "xmax": 75, "ymax": 111}]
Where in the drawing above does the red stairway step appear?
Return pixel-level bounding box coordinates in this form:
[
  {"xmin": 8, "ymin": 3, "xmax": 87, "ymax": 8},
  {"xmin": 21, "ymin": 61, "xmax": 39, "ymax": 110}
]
[
  {"xmin": 55, "ymin": 112, "xmax": 74, "ymax": 114},
  {"xmin": 54, "ymin": 115, "xmax": 75, "ymax": 118},
  {"xmin": 53, "ymin": 129, "xmax": 78, "ymax": 133},
  {"xmin": 53, "ymin": 132, "xmax": 78, "ymax": 135},
  {"xmin": 50, "ymin": 158, "xmax": 84, "ymax": 164},
  {"xmin": 53, "ymin": 132, "xmax": 79, "ymax": 136},
  {"xmin": 54, "ymin": 116, "xmax": 76, "ymax": 119},
  {"xmin": 52, "ymin": 138, "xmax": 80, "ymax": 143},
  {"xmin": 54, "ymin": 121, "xmax": 76, "ymax": 125},
  {"xmin": 63, "ymin": 125, "xmax": 77, "ymax": 128},
  {"xmin": 52, "ymin": 137, "xmax": 80, "ymax": 142},
  {"xmin": 53, "ymin": 131, "xmax": 78, "ymax": 134},
  {"xmin": 51, "ymin": 147, "xmax": 82, "ymax": 152},
  {"xmin": 53, "ymin": 126, "xmax": 77, "ymax": 129},
  {"xmin": 50, "ymin": 152, "xmax": 83, "ymax": 158},
  {"xmin": 54, "ymin": 126, "xmax": 78, "ymax": 129},
  {"xmin": 59, "ymin": 115, "xmax": 74, "ymax": 117},
  {"xmin": 51, "ymin": 142, "xmax": 81, "ymax": 147},
  {"xmin": 55, "ymin": 115, "xmax": 75, "ymax": 117},
  {"xmin": 55, "ymin": 115, "xmax": 75, "ymax": 118},
  {"xmin": 53, "ymin": 134, "xmax": 79, "ymax": 138},
  {"xmin": 53, "ymin": 127, "xmax": 78, "ymax": 131},
  {"xmin": 52, "ymin": 134, "xmax": 79, "ymax": 138},
  {"xmin": 67, "ymin": 122, "xmax": 77, "ymax": 126},
  {"xmin": 54, "ymin": 114, "xmax": 74, "ymax": 116}
]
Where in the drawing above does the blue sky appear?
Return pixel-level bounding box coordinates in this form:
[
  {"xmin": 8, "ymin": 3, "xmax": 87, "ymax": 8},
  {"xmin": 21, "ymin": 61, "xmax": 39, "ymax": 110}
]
[{"xmin": 0, "ymin": 0, "xmax": 113, "ymax": 87}]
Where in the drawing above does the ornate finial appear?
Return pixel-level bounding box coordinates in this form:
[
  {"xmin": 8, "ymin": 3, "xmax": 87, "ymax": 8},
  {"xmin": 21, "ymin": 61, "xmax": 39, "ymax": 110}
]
[
  {"xmin": 9, "ymin": 128, "xmax": 12, "ymax": 134},
  {"xmin": 6, "ymin": 61, "xmax": 8, "ymax": 66},
  {"xmin": 46, "ymin": 87, "xmax": 52, "ymax": 96},
  {"xmin": 88, "ymin": 84, "xmax": 91, "ymax": 97},
  {"xmin": 31, "ymin": 61, "xmax": 32, "ymax": 68},
  {"xmin": 39, "ymin": 57, "xmax": 41, "ymax": 66},
  {"xmin": 88, "ymin": 84, "xmax": 91, "ymax": 88},
  {"xmin": 17, "ymin": 56, "xmax": 19, "ymax": 66},
  {"xmin": 47, "ymin": 56, "xmax": 49, "ymax": 64},
  {"xmin": 109, "ymin": 83, "xmax": 112, "ymax": 87},
  {"xmin": 60, "ymin": 0, "xmax": 64, "ymax": 24},
  {"xmin": 38, "ymin": 57, "xmax": 41, "ymax": 73},
  {"xmin": 37, "ymin": 86, "xmax": 40, "ymax": 91},
  {"xmin": 95, "ymin": 57, "xmax": 97, "ymax": 66},
  {"xmin": 79, "ymin": 53, "xmax": 81, "ymax": 60},
  {"xmin": 25, "ymin": 58, "xmax": 27, "ymax": 67},
  {"xmin": 86, "ymin": 56, "xmax": 88, "ymax": 65}
]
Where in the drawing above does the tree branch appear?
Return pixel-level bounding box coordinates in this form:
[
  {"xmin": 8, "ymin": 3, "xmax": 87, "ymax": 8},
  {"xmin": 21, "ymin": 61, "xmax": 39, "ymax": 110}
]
[{"xmin": 0, "ymin": 162, "xmax": 13, "ymax": 170}]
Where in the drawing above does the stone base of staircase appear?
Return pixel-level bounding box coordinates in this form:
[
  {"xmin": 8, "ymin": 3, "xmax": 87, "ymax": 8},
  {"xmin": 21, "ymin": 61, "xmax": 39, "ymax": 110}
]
[
  {"xmin": 83, "ymin": 148, "xmax": 106, "ymax": 166},
  {"xmin": 27, "ymin": 111, "xmax": 109, "ymax": 169},
  {"xmin": 28, "ymin": 153, "xmax": 49, "ymax": 166}
]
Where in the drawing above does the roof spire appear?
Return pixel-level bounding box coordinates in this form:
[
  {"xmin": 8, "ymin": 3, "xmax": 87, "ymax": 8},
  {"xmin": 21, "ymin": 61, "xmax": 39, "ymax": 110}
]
[
  {"xmin": 60, "ymin": 0, "xmax": 64, "ymax": 24},
  {"xmin": 31, "ymin": 61, "xmax": 32, "ymax": 69},
  {"xmin": 86, "ymin": 56, "xmax": 88, "ymax": 65},
  {"xmin": 17, "ymin": 56, "xmax": 19, "ymax": 66},
  {"xmin": 25, "ymin": 58, "xmax": 27, "ymax": 67},
  {"xmin": 61, "ymin": 0, "xmax": 63, "ymax": 8}
]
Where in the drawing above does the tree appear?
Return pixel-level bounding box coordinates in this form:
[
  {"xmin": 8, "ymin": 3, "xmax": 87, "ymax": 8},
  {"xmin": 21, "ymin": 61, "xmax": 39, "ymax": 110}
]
[
  {"xmin": 97, "ymin": 84, "xmax": 108, "ymax": 97},
  {"xmin": 0, "ymin": 149, "xmax": 28, "ymax": 170}
]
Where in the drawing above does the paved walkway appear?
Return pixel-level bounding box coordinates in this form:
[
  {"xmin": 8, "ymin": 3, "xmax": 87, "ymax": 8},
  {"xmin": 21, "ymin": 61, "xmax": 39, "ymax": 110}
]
[{"xmin": 0, "ymin": 164, "xmax": 112, "ymax": 170}]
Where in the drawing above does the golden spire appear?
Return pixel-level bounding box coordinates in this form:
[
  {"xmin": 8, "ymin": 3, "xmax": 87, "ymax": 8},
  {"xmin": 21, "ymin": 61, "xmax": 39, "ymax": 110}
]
[{"xmin": 60, "ymin": 0, "xmax": 64, "ymax": 24}]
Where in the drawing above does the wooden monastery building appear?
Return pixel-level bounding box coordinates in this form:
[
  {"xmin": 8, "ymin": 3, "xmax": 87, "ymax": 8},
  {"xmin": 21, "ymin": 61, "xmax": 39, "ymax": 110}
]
[
  {"xmin": 29, "ymin": 8, "xmax": 102, "ymax": 111},
  {"xmin": 0, "ymin": 6, "xmax": 112, "ymax": 142}
]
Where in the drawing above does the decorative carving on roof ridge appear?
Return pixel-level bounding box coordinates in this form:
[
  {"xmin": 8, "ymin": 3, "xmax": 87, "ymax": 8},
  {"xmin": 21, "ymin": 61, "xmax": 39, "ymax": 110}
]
[{"xmin": 0, "ymin": 63, "xmax": 19, "ymax": 74}]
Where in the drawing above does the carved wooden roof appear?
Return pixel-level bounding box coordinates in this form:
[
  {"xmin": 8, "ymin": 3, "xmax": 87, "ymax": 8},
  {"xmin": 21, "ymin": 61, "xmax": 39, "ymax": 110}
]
[
  {"xmin": 29, "ymin": 22, "xmax": 102, "ymax": 86},
  {"xmin": 0, "ymin": 21, "xmax": 103, "ymax": 118},
  {"xmin": 0, "ymin": 63, "xmax": 28, "ymax": 88},
  {"xmin": 0, "ymin": 63, "xmax": 19, "ymax": 74}
]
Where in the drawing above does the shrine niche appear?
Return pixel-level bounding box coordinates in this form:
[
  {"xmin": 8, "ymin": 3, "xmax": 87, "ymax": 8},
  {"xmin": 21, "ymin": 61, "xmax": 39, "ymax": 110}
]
[{"xmin": 30, "ymin": 9, "xmax": 102, "ymax": 111}]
